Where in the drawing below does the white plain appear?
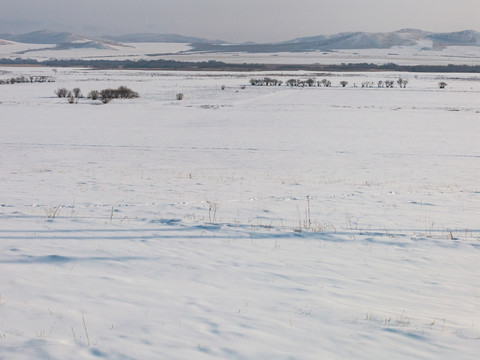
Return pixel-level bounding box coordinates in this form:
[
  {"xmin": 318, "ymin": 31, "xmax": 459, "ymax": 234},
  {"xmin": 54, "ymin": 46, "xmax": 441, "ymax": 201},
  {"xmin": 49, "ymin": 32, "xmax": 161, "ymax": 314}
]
[{"xmin": 0, "ymin": 67, "xmax": 479, "ymax": 359}]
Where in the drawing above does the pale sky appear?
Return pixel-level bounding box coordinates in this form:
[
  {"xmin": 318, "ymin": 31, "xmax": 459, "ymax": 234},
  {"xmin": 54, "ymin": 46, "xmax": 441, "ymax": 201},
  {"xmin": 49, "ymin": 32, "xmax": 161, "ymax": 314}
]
[{"xmin": 1, "ymin": 0, "xmax": 479, "ymax": 42}]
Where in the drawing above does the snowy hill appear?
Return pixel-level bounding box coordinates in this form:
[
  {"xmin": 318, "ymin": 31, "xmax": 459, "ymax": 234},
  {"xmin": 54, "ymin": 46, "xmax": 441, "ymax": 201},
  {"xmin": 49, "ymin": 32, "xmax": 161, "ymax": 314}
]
[
  {"xmin": 283, "ymin": 29, "xmax": 480, "ymax": 49},
  {"xmin": 192, "ymin": 29, "xmax": 480, "ymax": 52},
  {"xmin": 0, "ymin": 29, "xmax": 87, "ymax": 44},
  {"xmin": 3, "ymin": 29, "xmax": 480, "ymax": 51},
  {"xmin": 102, "ymin": 33, "xmax": 217, "ymax": 44},
  {"xmin": 427, "ymin": 30, "xmax": 480, "ymax": 47},
  {"xmin": 0, "ymin": 30, "xmax": 129, "ymax": 53},
  {"xmin": 0, "ymin": 30, "xmax": 220, "ymax": 46},
  {"xmin": 0, "ymin": 29, "xmax": 124, "ymax": 49}
]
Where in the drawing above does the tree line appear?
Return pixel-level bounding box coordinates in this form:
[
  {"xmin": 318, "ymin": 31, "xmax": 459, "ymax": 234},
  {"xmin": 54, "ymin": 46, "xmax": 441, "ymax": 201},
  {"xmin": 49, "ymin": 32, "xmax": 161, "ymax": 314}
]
[
  {"xmin": 249, "ymin": 77, "xmax": 413, "ymax": 88},
  {"xmin": 0, "ymin": 75, "xmax": 54, "ymax": 85},
  {"xmin": 2, "ymin": 57, "xmax": 480, "ymax": 73}
]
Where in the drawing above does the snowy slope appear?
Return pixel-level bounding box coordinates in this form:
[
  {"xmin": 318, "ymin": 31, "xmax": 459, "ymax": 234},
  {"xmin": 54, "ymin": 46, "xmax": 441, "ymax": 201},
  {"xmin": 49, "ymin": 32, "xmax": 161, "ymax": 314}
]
[{"xmin": 0, "ymin": 68, "xmax": 479, "ymax": 359}]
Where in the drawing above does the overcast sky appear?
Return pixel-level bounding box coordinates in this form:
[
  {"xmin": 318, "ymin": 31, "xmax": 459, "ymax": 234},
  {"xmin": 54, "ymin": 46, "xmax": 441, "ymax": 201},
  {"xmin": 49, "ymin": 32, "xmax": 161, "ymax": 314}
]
[{"xmin": 2, "ymin": 0, "xmax": 479, "ymax": 42}]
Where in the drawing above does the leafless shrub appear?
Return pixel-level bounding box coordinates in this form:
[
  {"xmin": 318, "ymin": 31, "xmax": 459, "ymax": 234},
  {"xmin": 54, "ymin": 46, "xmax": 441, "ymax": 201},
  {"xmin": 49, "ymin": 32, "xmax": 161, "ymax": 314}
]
[
  {"xmin": 55, "ymin": 88, "xmax": 69, "ymax": 98},
  {"xmin": 340, "ymin": 81, "xmax": 348, "ymax": 87},
  {"xmin": 207, "ymin": 201, "xmax": 219, "ymax": 224},
  {"xmin": 72, "ymin": 87, "xmax": 83, "ymax": 98},
  {"xmin": 100, "ymin": 89, "xmax": 114, "ymax": 103},
  {"xmin": 438, "ymin": 81, "xmax": 447, "ymax": 89},
  {"xmin": 115, "ymin": 86, "xmax": 139, "ymax": 99},
  {"xmin": 385, "ymin": 80, "xmax": 395, "ymax": 88},
  {"xmin": 361, "ymin": 81, "xmax": 375, "ymax": 88},
  {"xmin": 88, "ymin": 90, "xmax": 99, "ymax": 100},
  {"xmin": 397, "ymin": 78, "xmax": 408, "ymax": 88},
  {"xmin": 96, "ymin": 86, "xmax": 139, "ymax": 103},
  {"xmin": 100, "ymin": 89, "xmax": 113, "ymax": 103},
  {"xmin": 321, "ymin": 79, "xmax": 331, "ymax": 87},
  {"xmin": 286, "ymin": 79, "xmax": 298, "ymax": 87}
]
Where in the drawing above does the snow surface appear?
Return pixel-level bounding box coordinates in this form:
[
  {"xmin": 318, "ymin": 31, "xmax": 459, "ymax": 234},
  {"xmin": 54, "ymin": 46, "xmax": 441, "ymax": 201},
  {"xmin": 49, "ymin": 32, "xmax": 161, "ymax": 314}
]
[
  {"xmin": 2, "ymin": 41, "xmax": 480, "ymax": 65},
  {"xmin": 154, "ymin": 45, "xmax": 480, "ymax": 66},
  {"xmin": 0, "ymin": 67, "xmax": 479, "ymax": 359}
]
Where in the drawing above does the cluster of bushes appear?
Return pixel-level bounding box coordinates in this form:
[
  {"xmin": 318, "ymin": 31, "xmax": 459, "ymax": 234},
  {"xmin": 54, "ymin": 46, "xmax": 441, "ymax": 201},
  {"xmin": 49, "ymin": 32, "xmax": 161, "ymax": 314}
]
[
  {"xmin": 0, "ymin": 75, "xmax": 54, "ymax": 85},
  {"xmin": 249, "ymin": 77, "xmax": 337, "ymax": 87},
  {"xmin": 98, "ymin": 86, "xmax": 139, "ymax": 100},
  {"xmin": 249, "ymin": 77, "xmax": 335, "ymax": 87},
  {"xmin": 377, "ymin": 80, "xmax": 395, "ymax": 88},
  {"xmin": 249, "ymin": 77, "xmax": 283, "ymax": 86},
  {"xmin": 286, "ymin": 78, "xmax": 332, "ymax": 87},
  {"xmin": 249, "ymin": 77, "xmax": 415, "ymax": 89},
  {"xmin": 359, "ymin": 80, "xmax": 395, "ymax": 88},
  {"xmin": 361, "ymin": 81, "xmax": 375, "ymax": 88},
  {"xmin": 54, "ymin": 87, "xmax": 82, "ymax": 103},
  {"xmin": 55, "ymin": 87, "xmax": 81, "ymax": 98},
  {"xmin": 361, "ymin": 79, "xmax": 406, "ymax": 88},
  {"xmin": 54, "ymin": 86, "xmax": 139, "ymax": 104}
]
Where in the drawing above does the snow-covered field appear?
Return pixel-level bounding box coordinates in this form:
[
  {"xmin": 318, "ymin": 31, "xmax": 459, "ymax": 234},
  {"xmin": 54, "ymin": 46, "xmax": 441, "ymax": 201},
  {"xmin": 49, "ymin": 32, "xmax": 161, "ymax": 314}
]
[
  {"xmin": 1, "ymin": 67, "xmax": 479, "ymax": 359},
  {"xmin": 154, "ymin": 45, "xmax": 480, "ymax": 66},
  {"xmin": 2, "ymin": 40, "xmax": 480, "ymax": 66},
  {"xmin": 0, "ymin": 42, "xmax": 191, "ymax": 62}
]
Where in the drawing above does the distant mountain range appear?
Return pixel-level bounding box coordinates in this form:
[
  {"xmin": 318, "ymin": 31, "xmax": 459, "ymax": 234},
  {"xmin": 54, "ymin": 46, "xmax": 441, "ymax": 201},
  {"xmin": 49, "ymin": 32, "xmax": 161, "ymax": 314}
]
[
  {"xmin": 191, "ymin": 29, "xmax": 480, "ymax": 53},
  {"xmin": 102, "ymin": 33, "xmax": 216, "ymax": 44},
  {"xmin": 0, "ymin": 29, "xmax": 89, "ymax": 44},
  {"xmin": 1, "ymin": 29, "xmax": 480, "ymax": 53},
  {"xmin": 0, "ymin": 29, "xmax": 216, "ymax": 46},
  {"xmin": 0, "ymin": 29, "xmax": 122, "ymax": 51}
]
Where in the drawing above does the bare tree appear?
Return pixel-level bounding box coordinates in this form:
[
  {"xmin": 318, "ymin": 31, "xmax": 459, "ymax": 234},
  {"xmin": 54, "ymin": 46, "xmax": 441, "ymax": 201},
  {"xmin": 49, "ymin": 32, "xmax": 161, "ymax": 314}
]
[
  {"xmin": 385, "ymin": 80, "xmax": 394, "ymax": 88},
  {"xmin": 100, "ymin": 89, "xmax": 114, "ymax": 103},
  {"xmin": 286, "ymin": 79, "xmax": 297, "ymax": 87},
  {"xmin": 72, "ymin": 88, "xmax": 83, "ymax": 98},
  {"xmin": 55, "ymin": 88, "xmax": 69, "ymax": 98},
  {"xmin": 88, "ymin": 90, "xmax": 99, "ymax": 100},
  {"xmin": 321, "ymin": 79, "xmax": 331, "ymax": 87},
  {"xmin": 397, "ymin": 78, "xmax": 408, "ymax": 88},
  {"xmin": 116, "ymin": 86, "xmax": 139, "ymax": 98}
]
